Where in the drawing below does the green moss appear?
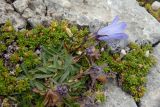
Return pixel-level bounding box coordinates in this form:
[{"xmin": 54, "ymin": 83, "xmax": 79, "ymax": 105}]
[
  {"xmin": 96, "ymin": 42, "xmax": 156, "ymax": 101},
  {"xmin": 95, "ymin": 91, "xmax": 106, "ymax": 103},
  {"xmin": 10, "ymin": 52, "xmax": 20, "ymax": 63},
  {"xmin": 0, "ymin": 71, "xmax": 30, "ymax": 95},
  {"xmin": 0, "ymin": 21, "xmax": 16, "ymax": 53},
  {"xmin": 0, "ymin": 59, "xmax": 8, "ymax": 72},
  {"xmin": 0, "ymin": 20, "xmax": 89, "ymax": 106}
]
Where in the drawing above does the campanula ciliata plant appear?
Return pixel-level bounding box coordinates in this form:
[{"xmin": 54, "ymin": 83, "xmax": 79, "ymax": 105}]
[
  {"xmin": 96, "ymin": 16, "xmax": 128, "ymax": 41},
  {"xmin": 0, "ymin": 19, "xmax": 156, "ymax": 106}
]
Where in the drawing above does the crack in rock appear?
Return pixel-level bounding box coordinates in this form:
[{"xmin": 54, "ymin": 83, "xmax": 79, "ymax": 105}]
[
  {"xmin": 152, "ymin": 40, "xmax": 160, "ymax": 47},
  {"xmin": 42, "ymin": 0, "xmax": 48, "ymax": 16}
]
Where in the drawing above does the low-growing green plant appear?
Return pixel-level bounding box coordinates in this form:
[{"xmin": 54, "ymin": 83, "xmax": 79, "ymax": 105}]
[
  {"xmin": 0, "ymin": 21, "xmax": 91, "ymax": 106},
  {"xmin": 96, "ymin": 42, "xmax": 156, "ymax": 101},
  {"xmin": 0, "ymin": 20, "xmax": 156, "ymax": 106}
]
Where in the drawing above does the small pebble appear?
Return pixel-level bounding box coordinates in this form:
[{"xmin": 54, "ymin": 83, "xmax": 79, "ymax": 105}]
[
  {"xmin": 152, "ymin": 1, "xmax": 160, "ymax": 11},
  {"xmin": 120, "ymin": 49, "xmax": 127, "ymax": 55},
  {"xmin": 101, "ymin": 48, "xmax": 104, "ymax": 52},
  {"xmin": 35, "ymin": 49, "xmax": 41, "ymax": 55}
]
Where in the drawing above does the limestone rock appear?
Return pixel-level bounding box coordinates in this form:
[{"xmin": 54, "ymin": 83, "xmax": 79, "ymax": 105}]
[
  {"xmin": 44, "ymin": 0, "xmax": 160, "ymax": 44},
  {"xmin": 26, "ymin": 0, "xmax": 46, "ymax": 16},
  {"xmin": 27, "ymin": 16, "xmax": 52, "ymax": 27},
  {"xmin": 101, "ymin": 80, "xmax": 137, "ymax": 107},
  {"xmin": 0, "ymin": 0, "xmax": 26, "ymax": 30},
  {"xmin": 13, "ymin": 0, "xmax": 29, "ymax": 13},
  {"xmin": 22, "ymin": 8, "xmax": 34, "ymax": 19},
  {"xmin": 140, "ymin": 44, "xmax": 160, "ymax": 107},
  {"xmin": 22, "ymin": 0, "xmax": 48, "ymax": 27},
  {"xmin": 151, "ymin": 1, "xmax": 160, "ymax": 11}
]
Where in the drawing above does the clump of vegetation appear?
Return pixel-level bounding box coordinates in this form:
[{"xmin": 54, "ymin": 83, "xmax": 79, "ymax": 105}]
[
  {"xmin": 96, "ymin": 42, "xmax": 156, "ymax": 101},
  {"xmin": 0, "ymin": 20, "xmax": 156, "ymax": 106}
]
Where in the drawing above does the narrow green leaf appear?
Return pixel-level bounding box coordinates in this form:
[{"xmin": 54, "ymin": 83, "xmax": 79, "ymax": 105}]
[
  {"xmin": 34, "ymin": 81, "xmax": 45, "ymax": 91},
  {"xmin": 37, "ymin": 67, "xmax": 48, "ymax": 73},
  {"xmin": 21, "ymin": 64, "xmax": 28, "ymax": 75},
  {"xmin": 34, "ymin": 74, "xmax": 52, "ymax": 79}
]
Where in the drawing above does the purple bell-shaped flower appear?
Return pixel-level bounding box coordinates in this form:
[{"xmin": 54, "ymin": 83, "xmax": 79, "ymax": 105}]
[{"xmin": 96, "ymin": 16, "xmax": 128, "ymax": 41}]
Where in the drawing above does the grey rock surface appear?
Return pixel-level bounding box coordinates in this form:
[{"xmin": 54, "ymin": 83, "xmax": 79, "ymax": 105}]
[
  {"xmin": 0, "ymin": 0, "xmax": 26, "ymax": 30},
  {"xmin": 140, "ymin": 44, "xmax": 160, "ymax": 107},
  {"xmin": 23, "ymin": 0, "xmax": 48, "ymax": 27},
  {"xmin": 100, "ymin": 80, "xmax": 137, "ymax": 107},
  {"xmin": 151, "ymin": 1, "xmax": 160, "ymax": 11},
  {"xmin": 13, "ymin": 0, "xmax": 29, "ymax": 13},
  {"xmin": 44, "ymin": 0, "xmax": 160, "ymax": 44}
]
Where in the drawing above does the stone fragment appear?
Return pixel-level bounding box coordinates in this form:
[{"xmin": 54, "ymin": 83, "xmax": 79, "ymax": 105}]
[
  {"xmin": 101, "ymin": 81, "xmax": 137, "ymax": 107},
  {"xmin": 13, "ymin": 0, "xmax": 29, "ymax": 13},
  {"xmin": 151, "ymin": 1, "xmax": 160, "ymax": 11},
  {"xmin": 140, "ymin": 44, "xmax": 160, "ymax": 107},
  {"xmin": 0, "ymin": 0, "xmax": 26, "ymax": 30},
  {"xmin": 27, "ymin": 16, "xmax": 52, "ymax": 27}
]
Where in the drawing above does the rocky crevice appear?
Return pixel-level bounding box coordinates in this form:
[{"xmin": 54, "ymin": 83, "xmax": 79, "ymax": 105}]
[
  {"xmin": 45, "ymin": 6, "xmax": 48, "ymax": 16},
  {"xmin": 42, "ymin": 0, "xmax": 48, "ymax": 16},
  {"xmin": 152, "ymin": 40, "xmax": 160, "ymax": 47}
]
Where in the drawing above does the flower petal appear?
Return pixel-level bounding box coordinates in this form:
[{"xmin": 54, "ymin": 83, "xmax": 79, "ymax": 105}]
[
  {"xmin": 111, "ymin": 16, "xmax": 119, "ymax": 25},
  {"xmin": 97, "ymin": 16, "xmax": 119, "ymax": 35},
  {"xmin": 107, "ymin": 22, "xmax": 127, "ymax": 35},
  {"xmin": 97, "ymin": 22, "xmax": 127, "ymax": 35},
  {"xmin": 98, "ymin": 33, "xmax": 128, "ymax": 41}
]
